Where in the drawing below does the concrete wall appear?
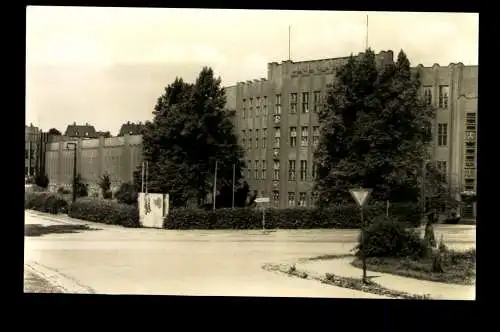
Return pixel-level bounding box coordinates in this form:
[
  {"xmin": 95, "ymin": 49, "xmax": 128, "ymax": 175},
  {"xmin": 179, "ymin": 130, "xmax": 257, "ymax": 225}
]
[{"xmin": 45, "ymin": 134, "xmax": 143, "ymax": 195}]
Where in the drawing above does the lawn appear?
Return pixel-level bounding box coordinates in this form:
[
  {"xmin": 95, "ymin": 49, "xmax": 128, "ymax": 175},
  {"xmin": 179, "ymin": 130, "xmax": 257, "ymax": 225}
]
[{"xmin": 351, "ymin": 249, "xmax": 476, "ymax": 285}]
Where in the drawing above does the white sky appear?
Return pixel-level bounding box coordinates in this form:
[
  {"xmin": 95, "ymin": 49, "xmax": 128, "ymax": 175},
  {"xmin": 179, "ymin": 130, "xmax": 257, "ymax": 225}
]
[{"xmin": 26, "ymin": 7, "xmax": 479, "ymax": 135}]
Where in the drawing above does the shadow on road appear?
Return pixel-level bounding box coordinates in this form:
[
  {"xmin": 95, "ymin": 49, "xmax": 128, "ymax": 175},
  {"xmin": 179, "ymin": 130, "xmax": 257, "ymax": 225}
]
[{"xmin": 25, "ymin": 223, "xmax": 101, "ymax": 237}]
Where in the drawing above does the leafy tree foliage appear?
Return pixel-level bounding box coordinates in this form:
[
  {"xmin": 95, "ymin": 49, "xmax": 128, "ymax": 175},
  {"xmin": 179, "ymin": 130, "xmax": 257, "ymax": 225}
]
[
  {"xmin": 98, "ymin": 173, "xmax": 112, "ymax": 199},
  {"xmin": 134, "ymin": 67, "xmax": 247, "ymax": 208},
  {"xmin": 115, "ymin": 182, "xmax": 138, "ymax": 205},
  {"xmin": 34, "ymin": 172, "xmax": 49, "ymax": 189},
  {"xmin": 314, "ymin": 49, "xmax": 436, "ymax": 205},
  {"xmin": 47, "ymin": 128, "xmax": 62, "ymax": 136},
  {"xmin": 74, "ymin": 174, "xmax": 88, "ymax": 198}
]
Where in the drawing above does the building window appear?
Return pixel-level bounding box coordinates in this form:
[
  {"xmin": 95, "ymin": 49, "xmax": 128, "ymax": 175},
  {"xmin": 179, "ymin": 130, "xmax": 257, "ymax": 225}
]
[
  {"xmin": 25, "ymin": 149, "xmax": 29, "ymax": 159},
  {"xmin": 301, "ymin": 126, "xmax": 308, "ymax": 147},
  {"xmin": 299, "ymin": 192, "xmax": 307, "ymax": 207},
  {"xmin": 288, "ymin": 160, "xmax": 296, "ymax": 181},
  {"xmin": 312, "ymin": 191, "xmax": 319, "ymax": 206},
  {"xmin": 262, "ymin": 129, "xmax": 267, "ymax": 148},
  {"xmin": 256, "ymin": 97, "xmax": 260, "ymax": 117},
  {"xmin": 249, "ymin": 98, "xmax": 253, "ymax": 118},
  {"xmin": 290, "ymin": 93, "xmax": 297, "ymax": 114},
  {"xmin": 248, "ymin": 129, "xmax": 252, "ymax": 150},
  {"xmin": 439, "ymin": 85, "xmax": 449, "ymax": 109},
  {"xmin": 300, "ymin": 160, "xmax": 308, "ymax": 181},
  {"xmin": 272, "ymin": 190, "xmax": 280, "ymax": 208},
  {"xmin": 247, "ymin": 160, "xmax": 252, "ymax": 179},
  {"xmin": 274, "ymin": 127, "xmax": 281, "ymax": 148},
  {"xmin": 423, "ymin": 86, "xmax": 433, "ymax": 106},
  {"xmin": 273, "ymin": 161, "xmax": 280, "ymax": 180},
  {"xmin": 437, "ymin": 123, "xmax": 448, "ymax": 146},
  {"xmin": 312, "ymin": 162, "xmax": 318, "ymax": 180},
  {"xmin": 242, "ymin": 99, "xmax": 246, "ymax": 118},
  {"xmin": 313, "ymin": 126, "xmax": 320, "ymax": 147},
  {"xmin": 313, "ymin": 91, "xmax": 321, "ymax": 112},
  {"xmin": 255, "ymin": 129, "xmax": 259, "ymax": 148},
  {"xmin": 263, "ymin": 96, "xmax": 268, "ymax": 116},
  {"xmin": 302, "ymin": 92, "xmax": 309, "ymax": 113},
  {"xmin": 466, "ymin": 112, "xmax": 476, "ymax": 131},
  {"xmin": 262, "ymin": 160, "xmax": 267, "ymax": 180},
  {"xmin": 275, "ymin": 94, "xmax": 281, "ymax": 115},
  {"xmin": 436, "ymin": 161, "xmax": 447, "ymax": 182},
  {"xmin": 288, "ymin": 192, "xmax": 296, "ymax": 207},
  {"xmin": 254, "ymin": 160, "xmax": 259, "ymax": 180},
  {"xmin": 241, "ymin": 130, "xmax": 246, "ymax": 149},
  {"xmin": 464, "ymin": 179, "xmax": 475, "ymax": 191},
  {"xmin": 290, "ymin": 127, "xmax": 297, "ymax": 147}
]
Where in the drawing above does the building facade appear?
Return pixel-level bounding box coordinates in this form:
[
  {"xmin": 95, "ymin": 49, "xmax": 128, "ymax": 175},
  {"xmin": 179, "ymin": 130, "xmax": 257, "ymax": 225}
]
[
  {"xmin": 44, "ymin": 134, "xmax": 143, "ymax": 195},
  {"xmin": 25, "ymin": 124, "xmax": 41, "ymax": 177},
  {"xmin": 225, "ymin": 51, "xmax": 478, "ymax": 217}
]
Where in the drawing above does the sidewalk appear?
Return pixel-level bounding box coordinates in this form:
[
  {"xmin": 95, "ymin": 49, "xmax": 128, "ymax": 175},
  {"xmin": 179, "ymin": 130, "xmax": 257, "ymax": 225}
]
[{"xmin": 295, "ymin": 257, "xmax": 475, "ymax": 300}]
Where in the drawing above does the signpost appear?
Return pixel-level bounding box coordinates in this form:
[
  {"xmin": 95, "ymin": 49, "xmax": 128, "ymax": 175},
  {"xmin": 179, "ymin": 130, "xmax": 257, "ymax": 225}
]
[
  {"xmin": 255, "ymin": 197, "xmax": 270, "ymax": 232},
  {"xmin": 349, "ymin": 187, "xmax": 372, "ymax": 284}
]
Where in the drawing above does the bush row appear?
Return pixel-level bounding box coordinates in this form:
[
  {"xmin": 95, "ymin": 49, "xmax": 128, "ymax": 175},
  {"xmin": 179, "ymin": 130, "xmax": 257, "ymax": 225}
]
[
  {"xmin": 24, "ymin": 192, "xmax": 69, "ymax": 214},
  {"xmin": 164, "ymin": 202, "xmax": 421, "ymax": 230},
  {"xmin": 68, "ymin": 197, "xmax": 140, "ymax": 228}
]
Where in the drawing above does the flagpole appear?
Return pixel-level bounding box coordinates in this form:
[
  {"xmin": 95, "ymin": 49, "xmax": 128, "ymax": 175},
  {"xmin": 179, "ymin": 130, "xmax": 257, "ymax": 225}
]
[
  {"xmin": 365, "ymin": 14, "xmax": 369, "ymax": 50},
  {"xmin": 141, "ymin": 161, "xmax": 145, "ymax": 193}
]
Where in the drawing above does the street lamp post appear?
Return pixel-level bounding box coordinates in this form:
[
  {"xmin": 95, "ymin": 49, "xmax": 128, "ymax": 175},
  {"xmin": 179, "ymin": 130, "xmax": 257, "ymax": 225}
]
[{"xmin": 67, "ymin": 142, "xmax": 77, "ymax": 203}]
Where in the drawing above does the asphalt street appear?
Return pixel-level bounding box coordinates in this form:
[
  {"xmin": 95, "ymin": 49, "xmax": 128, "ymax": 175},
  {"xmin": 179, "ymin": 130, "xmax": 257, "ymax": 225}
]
[{"xmin": 24, "ymin": 211, "xmax": 475, "ymax": 298}]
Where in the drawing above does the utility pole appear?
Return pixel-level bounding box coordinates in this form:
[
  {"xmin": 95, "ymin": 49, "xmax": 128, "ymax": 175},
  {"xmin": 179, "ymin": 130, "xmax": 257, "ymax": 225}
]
[
  {"xmin": 232, "ymin": 163, "xmax": 236, "ymax": 209},
  {"xmin": 213, "ymin": 160, "xmax": 218, "ymax": 211},
  {"xmin": 365, "ymin": 14, "xmax": 369, "ymax": 50}
]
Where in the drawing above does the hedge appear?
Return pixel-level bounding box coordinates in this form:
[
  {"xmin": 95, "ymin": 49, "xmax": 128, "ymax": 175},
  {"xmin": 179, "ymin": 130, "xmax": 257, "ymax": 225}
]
[
  {"xmin": 25, "ymin": 192, "xmax": 69, "ymax": 214},
  {"xmin": 68, "ymin": 197, "xmax": 140, "ymax": 228},
  {"xmin": 164, "ymin": 201, "xmax": 421, "ymax": 230}
]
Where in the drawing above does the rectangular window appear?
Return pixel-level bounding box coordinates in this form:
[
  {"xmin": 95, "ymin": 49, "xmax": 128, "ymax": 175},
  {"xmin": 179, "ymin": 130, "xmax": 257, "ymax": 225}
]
[
  {"xmin": 262, "ymin": 129, "xmax": 267, "ymax": 148},
  {"xmin": 299, "ymin": 192, "xmax": 307, "ymax": 207},
  {"xmin": 290, "ymin": 127, "xmax": 297, "ymax": 147},
  {"xmin": 254, "ymin": 160, "xmax": 259, "ymax": 180},
  {"xmin": 288, "ymin": 160, "xmax": 296, "ymax": 181},
  {"xmin": 464, "ymin": 179, "xmax": 475, "ymax": 191},
  {"xmin": 290, "ymin": 93, "xmax": 297, "ymax": 114},
  {"xmin": 274, "ymin": 127, "xmax": 281, "ymax": 148},
  {"xmin": 466, "ymin": 112, "xmax": 476, "ymax": 131},
  {"xmin": 436, "ymin": 161, "xmax": 447, "ymax": 182},
  {"xmin": 241, "ymin": 130, "xmax": 246, "ymax": 149},
  {"xmin": 272, "ymin": 190, "xmax": 280, "ymax": 208},
  {"xmin": 301, "ymin": 126, "xmax": 308, "ymax": 147},
  {"xmin": 437, "ymin": 123, "xmax": 448, "ymax": 146},
  {"xmin": 312, "ymin": 162, "xmax": 318, "ymax": 179},
  {"xmin": 256, "ymin": 97, "xmax": 260, "ymax": 117},
  {"xmin": 300, "ymin": 160, "xmax": 308, "ymax": 181},
  {"xmin": 423, "ymin": 86, "xmax": 433, "ymax": 106},
  {"xmin": 263, "ymin": 96, "xmax": 268, "ymax": 116},
  {"xmin": 313, "ymin": 91, "xmax": 321, "ymax": 112},
  {"xmin": 247, "ymin": 160, "xmax": 252, "ymax": 179},
  {"xmin": 273, "ymin": 160, "xmax": 280, "ymax": 181},
  {"xmin": 313, "ymin": 126, "xmax": 320, "ymax": 147},
  {"xmin": 302, "ymin": 92, "xmax": 309, "ymax": 113},
  {"xmin": 439, "ymin": 85, "xmax": 449, "ymax": 109},
  {"xmin": 312, "ymin": 191, "xmax": 319, "ymax": 206},
  {"xmin": 248, "ymin": 129, "xmax": 252, "ymax": 150},
  {"xmin": 261, "ymin": 160, "xmax": 266, "ymax": 180},
  {"xmin": 255, "ymin": 129, "xmax": 259, "ymax": 148},
  {"xmin": 242, "ymin": 99, "xmax": 246, "ymax": 118},
  {"xmin": 288, "ymin": 192, "xmax": 296, "ymax": 207},
  {"xmin": 275, "ymin": 94, "xmax": 282, "ymax": 115},
  {"xmin": 249, "ymin": 98, "xmax": 253, "ymax": 118}
]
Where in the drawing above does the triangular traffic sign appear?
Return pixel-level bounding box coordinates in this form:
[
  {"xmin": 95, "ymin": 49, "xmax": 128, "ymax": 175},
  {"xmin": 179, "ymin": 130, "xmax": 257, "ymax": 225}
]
[{"xmin": 349, "ymin": 188, "xmax": 372, "ymax": 207}]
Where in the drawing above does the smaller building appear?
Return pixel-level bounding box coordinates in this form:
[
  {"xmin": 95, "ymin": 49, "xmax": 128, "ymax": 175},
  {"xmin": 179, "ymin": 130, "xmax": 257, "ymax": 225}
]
[
  {"xmin": 117, "ymin": 121, "xmax": 145, "ymax": 136},
  {"xmin": 64, "ymin": 122, "xmax": 98, "ymax": 139},
  {"xmin": 25, "ymin": 124, "xmax": 41, "ymax": 176}
]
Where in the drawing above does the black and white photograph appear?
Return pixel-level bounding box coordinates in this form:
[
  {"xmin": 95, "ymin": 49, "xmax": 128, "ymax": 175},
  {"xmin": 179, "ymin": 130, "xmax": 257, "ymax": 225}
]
[{"xmin": 25, "ymin": 7, "xmax": 477, "ymax": 300}]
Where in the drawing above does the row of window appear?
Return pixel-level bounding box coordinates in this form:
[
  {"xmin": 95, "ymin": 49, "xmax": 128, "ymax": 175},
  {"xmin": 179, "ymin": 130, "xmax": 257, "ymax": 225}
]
[
  {"xmin": 271, "ymin": 191, "xmax": 320, "ymax": 208},
  {"xmin": 249, "ymin": 160, "xmax": 317, "ymax": 181},
  {"xmin": 422, "ymin": 85, "xmax": 449, "ymax": 109},
  {"xmin": 242, "ymin": 92, "xmax": 323, "ymax": 118},
  {"xmin": 241, "ymin": 126, "xmax": 321, "ymax": 149}
]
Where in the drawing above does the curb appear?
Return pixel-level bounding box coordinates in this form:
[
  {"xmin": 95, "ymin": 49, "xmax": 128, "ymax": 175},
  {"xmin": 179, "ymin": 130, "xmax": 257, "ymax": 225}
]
[{"xmin": 24, "ymin": 261, "xmax": 95, "ymax": 294}]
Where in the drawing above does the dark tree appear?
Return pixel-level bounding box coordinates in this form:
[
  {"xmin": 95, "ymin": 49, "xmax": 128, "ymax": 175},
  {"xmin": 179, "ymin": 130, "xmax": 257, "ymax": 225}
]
[
  {"xmin": 314, "ymin": 49, "xmax": 436, "ymax": 205},
  {"xmin": 134, "ymin": 68, "xmax": 247, "ymax": 208},
  {"xmin": 98, "ymin": 173, "xmax": 112, "ymax": 199},
  {"xmin": 47, "ymin": 128, "xmax": 62, "ymax": 136},
  {"xmin": 34, "ymin": 172, "xmax": 49, "ymax": 189}
]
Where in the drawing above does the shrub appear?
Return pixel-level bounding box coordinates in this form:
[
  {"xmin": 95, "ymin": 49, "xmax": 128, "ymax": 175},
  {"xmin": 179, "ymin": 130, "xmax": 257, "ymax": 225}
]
[
  {"xmin": 164, "ymin": 201, "xmax": 422, "ymax": 230},
  {"xmin": 74, "ymin": 174, "xmax": 88, "ymax": 198},
  {"xmin": 354, "ymin": 216, "xmax": 428, "ymax": 259},
  {"xmin": 68, "ymin": 197, "xmax": 140, "ymax": 227},
  {"xmin": 115, "ymin": 182, "xmax": 138, "ymax": 205},
  {"xmin": 34, "ymin": 173, "xmax": 49, "ymax": 189},
  {"xmin": 25, "ymin": 192, "xmax": 68, "ymax": 214},
  {"xmin": 57, "ymin": 186, "xmax": 71, "ymax": 195},
  {"xmin": 98, "ymin": 173, "xmax": 112, "ymax": 199}
]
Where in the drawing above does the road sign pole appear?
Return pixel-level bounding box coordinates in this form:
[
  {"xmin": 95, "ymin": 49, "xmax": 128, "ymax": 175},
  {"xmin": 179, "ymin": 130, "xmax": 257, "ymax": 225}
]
[{"xmin": 361, "ymin": 206, "xmax": 367, "ymax": 283}]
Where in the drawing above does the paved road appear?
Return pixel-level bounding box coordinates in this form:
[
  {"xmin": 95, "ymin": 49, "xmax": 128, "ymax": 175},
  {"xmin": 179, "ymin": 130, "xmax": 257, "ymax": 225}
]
[{"xmin": 24, "ymin": 211, "xmax": 475, "ymax": 298}]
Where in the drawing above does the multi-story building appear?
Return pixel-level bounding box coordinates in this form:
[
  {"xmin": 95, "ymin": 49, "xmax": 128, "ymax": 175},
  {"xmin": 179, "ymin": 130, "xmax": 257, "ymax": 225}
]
[
  {"xmin": 25, "ymin": 124, "xmax": 41, "ymax": 177},
  {"xmin": 225, "ymin": 50, "xmax": 478, "ymax": 218}
]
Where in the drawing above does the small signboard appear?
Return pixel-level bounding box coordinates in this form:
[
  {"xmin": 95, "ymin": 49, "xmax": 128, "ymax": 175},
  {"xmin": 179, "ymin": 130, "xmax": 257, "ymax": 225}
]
[
  {"xmin": 255, "ymin": 197, "xmax": 270, "ymax": 203},
  {"xmin": 349, "ymin": 188, "xmax": 372, "ymax": 207}
]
